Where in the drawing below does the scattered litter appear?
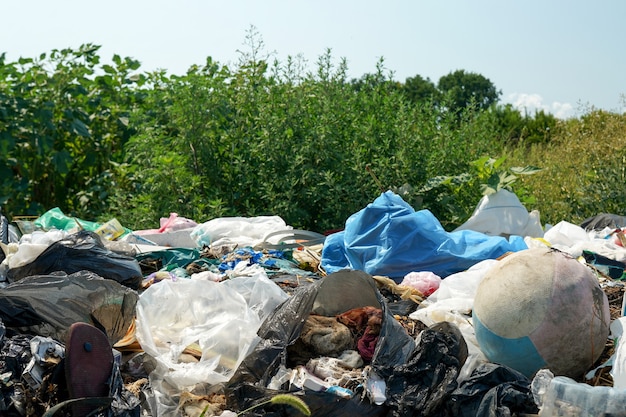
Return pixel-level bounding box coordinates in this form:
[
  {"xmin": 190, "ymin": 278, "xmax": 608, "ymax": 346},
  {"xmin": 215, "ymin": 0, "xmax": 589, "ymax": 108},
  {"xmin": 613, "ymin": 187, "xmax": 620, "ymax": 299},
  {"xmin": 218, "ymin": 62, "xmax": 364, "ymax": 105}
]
[{"xmin": 0, "ymin": 190, "xmax": 624, "ymax": 416}]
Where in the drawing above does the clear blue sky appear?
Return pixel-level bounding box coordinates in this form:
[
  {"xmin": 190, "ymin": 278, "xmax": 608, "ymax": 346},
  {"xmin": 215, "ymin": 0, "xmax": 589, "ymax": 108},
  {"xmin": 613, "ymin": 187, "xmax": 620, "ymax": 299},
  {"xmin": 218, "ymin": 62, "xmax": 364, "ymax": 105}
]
[{"xmin": 2, "ymin": 0, "xmax": 625, "ymax": 118}]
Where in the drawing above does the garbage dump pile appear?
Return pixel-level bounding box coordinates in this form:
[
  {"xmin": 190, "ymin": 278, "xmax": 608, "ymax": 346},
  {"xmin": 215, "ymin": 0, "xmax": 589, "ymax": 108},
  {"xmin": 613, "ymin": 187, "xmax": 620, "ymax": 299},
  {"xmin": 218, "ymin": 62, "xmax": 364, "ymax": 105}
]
[{"xmin": 1, "ymin": 189, "xmax": 626, "ymax": 416}]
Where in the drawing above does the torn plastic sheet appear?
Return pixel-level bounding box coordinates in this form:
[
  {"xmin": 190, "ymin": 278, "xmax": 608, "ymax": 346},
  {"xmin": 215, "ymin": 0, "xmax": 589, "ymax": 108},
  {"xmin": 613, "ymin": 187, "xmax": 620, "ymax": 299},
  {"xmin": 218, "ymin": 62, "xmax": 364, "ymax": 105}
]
[{"xmin": 321, "ymin": 191, "xmax": 527, "ymax": 280}]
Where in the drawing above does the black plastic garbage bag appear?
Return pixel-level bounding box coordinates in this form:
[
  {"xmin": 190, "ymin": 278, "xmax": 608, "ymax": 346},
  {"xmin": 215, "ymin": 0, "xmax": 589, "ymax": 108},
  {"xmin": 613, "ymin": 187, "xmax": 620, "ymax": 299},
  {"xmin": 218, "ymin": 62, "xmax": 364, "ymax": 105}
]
[
  {"xmin": 0, "ymin": 271, "xmax": 138, "ymax": 345},
  {"xmin": 229, "ymin": 384, "xmax": 384, "ymax": 417},
  {"xmin": 580, "ymin": 213, "xmax": 626, "ymax": 231},
  {"xmin": 446, "ymin": 362, "xmax": 539, "ymax": 417},
  {"xmin": 226, "ymin": 269, "xmax": 415, "ymax": 416},
  {"xmin": 384, "ymin": 321, "xmax": 468, "ymax": 417},
  {"xmin": 7, "ymin": 231, "xmax": 142, "ymax": 289}
]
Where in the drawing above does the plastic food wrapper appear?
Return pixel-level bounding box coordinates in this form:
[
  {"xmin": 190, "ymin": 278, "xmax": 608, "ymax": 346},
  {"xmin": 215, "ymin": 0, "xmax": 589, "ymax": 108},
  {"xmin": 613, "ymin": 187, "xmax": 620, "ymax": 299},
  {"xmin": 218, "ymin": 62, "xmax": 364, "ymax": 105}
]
[
  {"xmin": 135, "ymin": 271, "xmax": 288, "ymax": 417},
  {"xmin": 320, "ymin": 191, "xmax": 528, "ymax": 280},
  {"xmin": 226, "ymin": 269, "xmax": 415, "ymax": 417},
  {"xmin": 7, "ymin": 230, "xmax": 143, "ymax": 289},
  {"xmin": 400, "ymin": 271, "xmax": 442, "ymax": 296},
  {"xmin": 0, "ymin": 271, "xmax": 138, "ymax": 345}
]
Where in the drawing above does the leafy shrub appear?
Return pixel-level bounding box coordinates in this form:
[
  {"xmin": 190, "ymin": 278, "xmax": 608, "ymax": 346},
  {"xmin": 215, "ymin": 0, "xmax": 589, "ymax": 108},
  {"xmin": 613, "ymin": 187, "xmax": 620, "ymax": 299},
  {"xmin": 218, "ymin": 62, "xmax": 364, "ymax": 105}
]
[
  {"xmin": 0, "ymin": 45, "xmax": 146, "ymax": 219},
  {"xmin": 510, "ymin": 110, "xmax": 626, "ymax": 225},
  {"xmin": 2, "ymin": 37, "xmax": 625, "ymax": 234}
]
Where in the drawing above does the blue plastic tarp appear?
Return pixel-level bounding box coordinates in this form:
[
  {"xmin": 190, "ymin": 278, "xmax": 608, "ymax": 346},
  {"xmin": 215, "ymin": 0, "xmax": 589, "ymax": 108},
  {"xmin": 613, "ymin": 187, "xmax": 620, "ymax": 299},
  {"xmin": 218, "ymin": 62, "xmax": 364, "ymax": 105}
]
[{"xmin": 320, "ymin": 191, "xmax": 528, "ymax": 280}]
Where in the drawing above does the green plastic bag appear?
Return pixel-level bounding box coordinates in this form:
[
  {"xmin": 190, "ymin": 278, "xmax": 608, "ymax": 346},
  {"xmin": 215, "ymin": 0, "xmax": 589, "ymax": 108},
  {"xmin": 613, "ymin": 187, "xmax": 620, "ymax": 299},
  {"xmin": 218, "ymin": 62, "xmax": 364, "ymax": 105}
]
[{"xmin": 34, "ymin": 207, "xmax": 132, "ymax": 237}]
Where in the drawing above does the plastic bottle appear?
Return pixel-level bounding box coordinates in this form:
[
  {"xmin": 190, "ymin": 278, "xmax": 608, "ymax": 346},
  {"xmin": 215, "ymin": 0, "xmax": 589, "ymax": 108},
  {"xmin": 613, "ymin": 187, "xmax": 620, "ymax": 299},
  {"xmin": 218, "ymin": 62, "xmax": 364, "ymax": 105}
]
[{"xmin": 365, "ymin": 369, "xmax": 386, "ymax": 405}]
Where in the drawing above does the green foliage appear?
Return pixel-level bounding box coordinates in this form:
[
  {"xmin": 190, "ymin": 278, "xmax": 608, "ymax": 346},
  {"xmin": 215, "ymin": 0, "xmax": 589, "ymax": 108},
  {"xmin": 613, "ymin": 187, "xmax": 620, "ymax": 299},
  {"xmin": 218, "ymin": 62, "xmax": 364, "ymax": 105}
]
[
  {"xmin": 471, "ymin": 156, "xmax": 543, "ymax": 196},
  {"xmin": 115, "ymin": 36, "xmax": 491, "ymax": 231},
  {"xmin": 510, "ymin": 110, "xmax": 626, "ymax": 225},
  {"xmin": 2, "ymin": 34, "xmax": 625, "ymax": 235},
  {"xmin": 438, "ymin": 69, "xmax": 500, "ymax": 113},
  {"xmin": 402, "ymin": 74, "xmax": 440, "ymax": 105},
  {"xmin": 413, "ymin": 154, "xmax": 542, "ymax": 229},
  {"xmin": 492, "ymin": 104, "xmax": 559, "ymax": 144},
  {"xmin": 0, "ymin": 44, "xmax": 146, "ymax": 219}
]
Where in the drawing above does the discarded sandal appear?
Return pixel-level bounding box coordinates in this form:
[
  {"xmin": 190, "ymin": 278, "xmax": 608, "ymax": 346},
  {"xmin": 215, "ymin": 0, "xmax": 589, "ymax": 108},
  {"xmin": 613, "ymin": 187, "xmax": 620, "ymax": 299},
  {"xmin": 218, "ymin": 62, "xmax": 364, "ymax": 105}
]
[{"xmin": 64, "ymin": 322, "xmax": 114, "ymax": 416}]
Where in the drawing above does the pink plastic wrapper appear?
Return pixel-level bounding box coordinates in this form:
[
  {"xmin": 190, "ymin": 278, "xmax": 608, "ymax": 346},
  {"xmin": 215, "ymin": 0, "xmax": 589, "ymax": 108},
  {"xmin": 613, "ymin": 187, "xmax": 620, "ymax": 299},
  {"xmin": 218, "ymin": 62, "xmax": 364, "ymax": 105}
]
[
  {"xmin": 400, "ymin": 271, "xmax": 442, "ymax": 296},
  {"xmin": 158, "ymin": 212, "xmax": 198, "ymax": 233}
]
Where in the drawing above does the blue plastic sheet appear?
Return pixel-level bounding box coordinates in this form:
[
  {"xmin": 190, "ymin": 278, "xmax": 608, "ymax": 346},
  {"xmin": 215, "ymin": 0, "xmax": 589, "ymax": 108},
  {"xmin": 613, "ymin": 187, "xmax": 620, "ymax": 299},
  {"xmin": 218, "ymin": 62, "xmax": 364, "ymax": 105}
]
[{"xmin": 321, "ymin": 191, "xmax": 528, "ymax": 280}]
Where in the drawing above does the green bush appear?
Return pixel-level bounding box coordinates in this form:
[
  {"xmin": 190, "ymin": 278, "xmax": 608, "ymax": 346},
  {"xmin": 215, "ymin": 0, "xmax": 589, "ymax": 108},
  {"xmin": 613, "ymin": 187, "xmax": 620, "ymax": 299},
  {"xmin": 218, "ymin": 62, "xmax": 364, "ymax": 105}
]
[
  {"xmin": 510, "ymin": 110, "xmax": 626, "ymax": 225},
  {"xmin": 0, "ymin": 44, "xmax": 146, "ymax": 219},
  {"xmin": 110, "ymin": 48, "xmax": 510, "ymax": 231},
  {"xmin": 2, "ymin": 40, "xmax": 625, "ymax": 233}
]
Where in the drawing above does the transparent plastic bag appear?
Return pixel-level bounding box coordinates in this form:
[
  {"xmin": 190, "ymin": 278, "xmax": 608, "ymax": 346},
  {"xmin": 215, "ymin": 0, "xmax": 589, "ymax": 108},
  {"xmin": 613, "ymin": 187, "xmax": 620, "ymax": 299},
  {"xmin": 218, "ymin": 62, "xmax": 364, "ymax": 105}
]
[{"xmin": 135, "ymin": 272, "xmax": 288, "ymax": 416}]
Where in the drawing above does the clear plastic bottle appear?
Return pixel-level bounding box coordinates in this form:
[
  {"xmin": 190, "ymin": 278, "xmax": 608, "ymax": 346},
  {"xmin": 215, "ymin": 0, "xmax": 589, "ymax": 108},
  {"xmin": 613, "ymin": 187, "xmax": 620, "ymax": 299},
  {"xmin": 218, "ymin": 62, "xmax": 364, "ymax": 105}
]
[{"xmin": 364, "ymin": 367, "xmax": 386, "ymax": 405}]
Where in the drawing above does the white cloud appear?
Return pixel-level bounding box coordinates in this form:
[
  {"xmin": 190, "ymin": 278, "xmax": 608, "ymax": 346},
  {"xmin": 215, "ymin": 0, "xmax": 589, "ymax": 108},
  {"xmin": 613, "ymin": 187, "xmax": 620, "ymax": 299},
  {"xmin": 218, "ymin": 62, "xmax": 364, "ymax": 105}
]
[
  {"xmin": 506, "ymin": 93, "xmax": 575, "ymax": 119},
  {"xmin": 550, "ymin": 101, "xmax": 575, "ymax": 119}
]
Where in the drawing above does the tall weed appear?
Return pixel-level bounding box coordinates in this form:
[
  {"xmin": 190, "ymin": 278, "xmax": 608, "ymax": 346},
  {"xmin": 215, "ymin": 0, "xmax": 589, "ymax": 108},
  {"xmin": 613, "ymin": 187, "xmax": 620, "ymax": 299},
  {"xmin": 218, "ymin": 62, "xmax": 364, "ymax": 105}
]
[{"xmin": 510, "ymin": 110, "xmax": 626, "ymax": 225}]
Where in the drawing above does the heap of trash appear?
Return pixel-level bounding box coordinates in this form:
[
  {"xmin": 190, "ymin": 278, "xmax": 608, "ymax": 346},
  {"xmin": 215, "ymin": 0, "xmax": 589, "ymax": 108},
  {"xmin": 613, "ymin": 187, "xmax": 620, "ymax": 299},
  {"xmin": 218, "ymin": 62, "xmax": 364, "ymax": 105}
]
[{"xmin": 1, "ymin": 189, "xmax": 626, "ymax": 416}]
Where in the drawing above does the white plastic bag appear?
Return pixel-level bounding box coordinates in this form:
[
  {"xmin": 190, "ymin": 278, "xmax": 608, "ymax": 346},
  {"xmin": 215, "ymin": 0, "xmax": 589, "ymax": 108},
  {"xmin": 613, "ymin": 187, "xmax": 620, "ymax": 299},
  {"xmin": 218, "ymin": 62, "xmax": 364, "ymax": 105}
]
[
  {"xmin": 543, "ymin": 220, "xmax": 589, "ymax": 250},
  {"xmin": 454, "ymin": 189, "xmax": 544, "ymax": 238},
  {"xmin": 6, "ymin": 229, "xmax": 67, "ymax": 269},
  {"xmin": 190, "ymin": 216, "xmax": 291, "ymax": 248},
  {"xmin": 610, "ymin": 316, "xmax": 626, "ymax": 389}
]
